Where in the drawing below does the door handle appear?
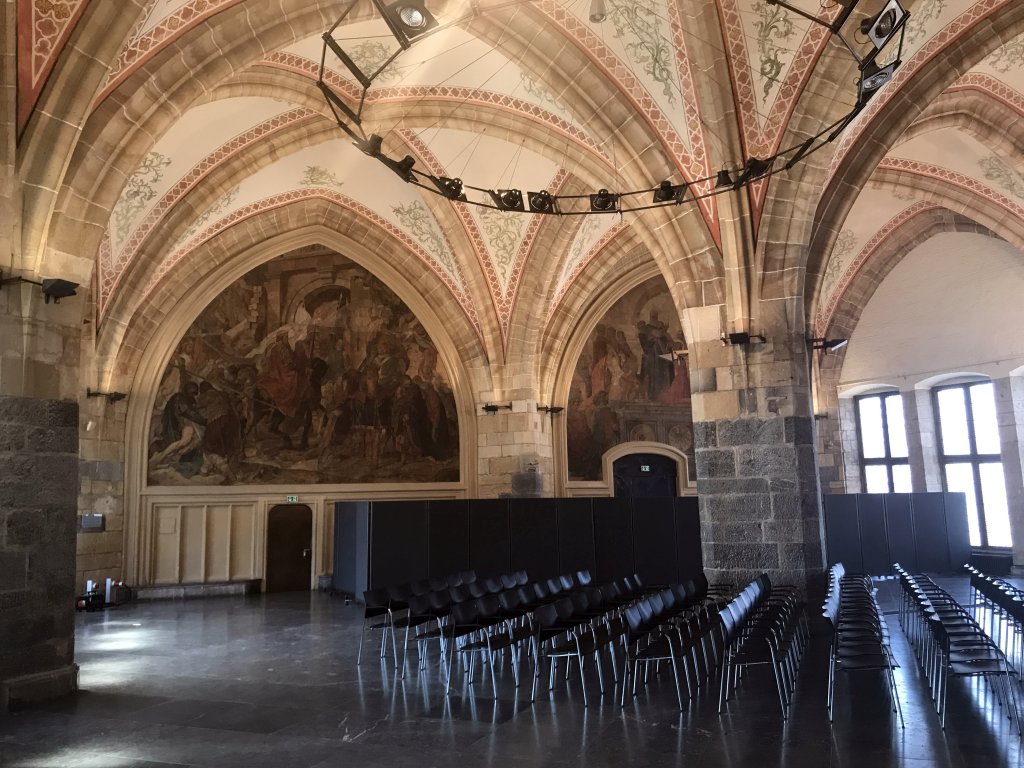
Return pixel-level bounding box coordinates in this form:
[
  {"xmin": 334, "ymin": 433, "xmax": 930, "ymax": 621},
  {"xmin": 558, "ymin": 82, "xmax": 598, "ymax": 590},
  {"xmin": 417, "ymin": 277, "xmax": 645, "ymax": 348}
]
[{"xmin": 302, "ymin": 548, "xmax": 312, "ymax": 560}]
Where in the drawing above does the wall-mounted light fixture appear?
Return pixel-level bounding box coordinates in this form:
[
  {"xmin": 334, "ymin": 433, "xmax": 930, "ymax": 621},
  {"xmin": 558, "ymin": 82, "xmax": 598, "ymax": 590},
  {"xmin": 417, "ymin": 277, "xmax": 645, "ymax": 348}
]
[
  {"xmin": 481, "ymin": 402, "xmax": 513, "ymax": 414},
  {"xmin": 87, "ymin": 388, "xmax": 128, "ymax": 404},
  {"xmin": 809, "ymin": 338, "xmax": 849, "ymax": 353},
  {"xmin": 721, "ymin": 332, "xmax": 767, "ymax": 346},
  {"xmin": 537, "ymin": 405, "xmax": 564, "ymax": 415},
  {"xmin": 0, "ymin": 270, "xmax": 79, "ymax": 304}
]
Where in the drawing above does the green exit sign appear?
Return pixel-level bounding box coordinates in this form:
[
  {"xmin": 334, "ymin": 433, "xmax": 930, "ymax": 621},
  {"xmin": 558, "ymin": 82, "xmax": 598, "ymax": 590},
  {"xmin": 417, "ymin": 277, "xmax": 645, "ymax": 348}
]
[{"xmin": 286, "ymin": 495, "xmax": 299, "ymax": 503}]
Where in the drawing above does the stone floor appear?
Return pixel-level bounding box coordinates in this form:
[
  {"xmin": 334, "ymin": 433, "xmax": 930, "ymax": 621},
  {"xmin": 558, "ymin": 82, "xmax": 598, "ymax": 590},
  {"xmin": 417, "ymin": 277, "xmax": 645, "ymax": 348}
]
[{"xmin": 1, "ymin": 578, "xmax": 1022, "ymax": 767}]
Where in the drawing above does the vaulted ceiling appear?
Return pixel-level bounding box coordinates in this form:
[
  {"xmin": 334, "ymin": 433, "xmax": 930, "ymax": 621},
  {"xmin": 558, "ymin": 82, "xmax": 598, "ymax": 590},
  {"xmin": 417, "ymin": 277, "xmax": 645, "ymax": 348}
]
[{"xmin": 14, "ymin": 0, "xmax": 1024, "ymax": 375}]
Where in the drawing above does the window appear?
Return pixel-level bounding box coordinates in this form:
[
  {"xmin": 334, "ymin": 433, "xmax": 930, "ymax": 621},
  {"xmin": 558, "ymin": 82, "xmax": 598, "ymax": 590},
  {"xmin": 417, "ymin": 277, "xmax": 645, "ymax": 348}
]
[
  {"xmin": 933, "ymin": 381, "xmax": 1011, "ymax": 548},
  {"xmin": 855, "ymin": 391, "xmax": 910, "ymax": 494}
]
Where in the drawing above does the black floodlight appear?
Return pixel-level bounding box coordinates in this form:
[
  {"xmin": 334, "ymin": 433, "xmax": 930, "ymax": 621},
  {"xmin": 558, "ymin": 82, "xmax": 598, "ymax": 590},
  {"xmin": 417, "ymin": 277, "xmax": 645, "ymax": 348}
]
[
  {"xmin": 41, "ymin": 279, "xmax": 79, "ymax": 304},
  {"xmin": 432, "ymin": 176, "xmax": 467, "ymax": 201},
  {"xmin": 589, "ymin": 188, "xmax": 619, "ymax": 213},
  {"xmin": 715, "ymin": 169, "xmax": 735, "ymax": 189},
  {"xmin": 375, "ymin": 0, "xmax": 438, "ymax": 49},
  {"xmin": 589, "ymin": 0, "xmax": 607, "ymax": 23},
  {"xmin": 87, "ymin": 387, "xmax": 128, "ymax": 404},
  {"xmin": 489, "ymin": 189, "xmax": 525, "ymax": 212},
  {"xmin": 528, "ymin": 190, "xmax": 559, "ymax": 214},
  {"xmin": 734, "ymin": 157, "xmax": 773, "ymax": 188},
  {"xmin": 810, "ymin": 337, "xmax": 849, "ymax": 352},
  {"xmin": 860, "ymin": 0, "xmax": 908, "ymax": 53},
  {"xmin": 858, "ymin": 60, "xmax": 900, "ymax": 104},
  {"xmin": 380, "ymin": 153, "xmax": 417, "ymax": 182},
  {"xmin": 482, "ymin": 402, "xmax": 513, "ymax": 413},
  {"xmin": 652, "ymin": 180, "xmax": 687, "ymax": 204},
  {"xmin": 357, "ymin": 134, "xmax": 384, "ymax": 157},
  {"xmin": 723, "ymin": 331, "xmax": 767, "ymax": 346}
]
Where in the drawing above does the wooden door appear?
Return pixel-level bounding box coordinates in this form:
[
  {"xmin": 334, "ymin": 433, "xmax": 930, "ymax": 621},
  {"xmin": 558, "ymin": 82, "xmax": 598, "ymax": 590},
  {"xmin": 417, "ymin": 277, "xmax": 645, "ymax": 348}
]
[
  {"xmin": 612, "ymin": 453, "xmax": 677, "ymax": 498},
  {"xmin": 266, "ymin": 504, "xmax": 313, "ymax": 592}
]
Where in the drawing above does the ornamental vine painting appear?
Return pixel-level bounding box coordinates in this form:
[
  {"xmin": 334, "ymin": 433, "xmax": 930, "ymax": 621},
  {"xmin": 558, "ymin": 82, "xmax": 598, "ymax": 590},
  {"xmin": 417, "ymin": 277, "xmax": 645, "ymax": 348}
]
[{"xmin": 148, "ymin": 247, "xmax": 459, "ymax": 486}]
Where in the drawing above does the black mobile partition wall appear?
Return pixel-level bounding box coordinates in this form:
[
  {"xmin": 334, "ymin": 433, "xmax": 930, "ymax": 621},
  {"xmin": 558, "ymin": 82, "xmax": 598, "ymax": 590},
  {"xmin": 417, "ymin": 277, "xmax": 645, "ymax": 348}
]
[
  {"xmin": 822, "ymin": 492, "xmax": 971, "ymax": 576},
  {"xmin": 333, "ymin": 496, "xmax": 702, "ymax": 594}
]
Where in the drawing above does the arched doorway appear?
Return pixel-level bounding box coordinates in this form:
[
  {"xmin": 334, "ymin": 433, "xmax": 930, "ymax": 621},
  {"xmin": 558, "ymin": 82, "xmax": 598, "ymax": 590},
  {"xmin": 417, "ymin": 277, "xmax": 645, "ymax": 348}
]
[
  {"xmin": 265, "ymin": 504, "xmax": 313, "ymax": 592},
  {"xmin": 612, "ymin": 453, "xmax": 678, "ymax": 498}
]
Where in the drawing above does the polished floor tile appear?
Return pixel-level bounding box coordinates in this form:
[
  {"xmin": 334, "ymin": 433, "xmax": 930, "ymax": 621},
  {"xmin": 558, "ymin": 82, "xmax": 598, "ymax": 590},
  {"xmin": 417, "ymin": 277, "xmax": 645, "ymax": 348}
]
[{"xmin": 1, "ymin": 577, "xmax": 1022, "ymax": 767}]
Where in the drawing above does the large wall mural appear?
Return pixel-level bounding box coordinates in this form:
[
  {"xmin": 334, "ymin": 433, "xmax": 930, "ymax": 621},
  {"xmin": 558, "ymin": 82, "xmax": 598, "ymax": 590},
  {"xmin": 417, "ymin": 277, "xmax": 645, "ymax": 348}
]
[
  {"xmin": 567, "ymin": 277, "xmax": 693, "ymax": 481},
  {"xmin": 148, "ymin": 247, "xmax": 459, "ymax": 486}
]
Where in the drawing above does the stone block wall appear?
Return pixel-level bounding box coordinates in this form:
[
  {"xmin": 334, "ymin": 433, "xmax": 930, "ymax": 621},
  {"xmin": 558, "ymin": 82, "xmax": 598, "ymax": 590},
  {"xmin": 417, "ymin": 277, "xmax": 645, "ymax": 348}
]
[
  {"xmin": 476, "ymin": 398, "xmax": 554, "ymax": 498},
  {"xmin": 0, "ymin": 395, "xmax": 79, "ymax": 709}
]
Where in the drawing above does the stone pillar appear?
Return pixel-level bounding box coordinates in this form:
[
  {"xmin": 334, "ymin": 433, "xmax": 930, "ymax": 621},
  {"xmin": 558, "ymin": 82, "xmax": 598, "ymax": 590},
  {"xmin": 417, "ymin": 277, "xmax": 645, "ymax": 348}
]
[
  {"xmin": 910, "ymin": 388, "xmax": 943, "ymax": 492},
  {"xmin": 686, "ymin": 299, "xmax": 824, "ymax": 592},
  {"xmin": 476, "ymin": 397, "xmax": 554, "ymax": 498},
  {"xmin": 0, "ymin": 395, "xmax": 80, "ymax": 709}
]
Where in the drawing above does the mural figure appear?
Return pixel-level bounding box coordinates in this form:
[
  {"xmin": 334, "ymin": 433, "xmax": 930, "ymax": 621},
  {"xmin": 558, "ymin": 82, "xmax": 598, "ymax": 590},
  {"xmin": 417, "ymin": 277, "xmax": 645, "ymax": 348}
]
[
  {"xmin": 568, "ymin": 278, "xmax": 693, "ymax": 481},
  {"xmin": 148, "ymin": 248, "xmax": 459, "ymax": 485}
]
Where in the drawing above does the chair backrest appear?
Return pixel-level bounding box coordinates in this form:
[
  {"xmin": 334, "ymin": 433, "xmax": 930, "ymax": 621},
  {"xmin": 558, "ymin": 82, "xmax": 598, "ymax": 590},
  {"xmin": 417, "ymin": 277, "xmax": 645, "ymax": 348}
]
[
  {"xmin": 451, "ymin": 600, "xmax": 479, "ymax": 626},
  {"xmin": 560, "ymin": 574, "xmax": 575, "ymax": 591},
  {"xmin": 500, "ymin": 573, "xmax": 518, "ymax": 590},
  {"xmin": 570, "ymin": 591, "xmax": 590, "ymax": 615},
  {"xmin": 554, "ymin": 596, "xmax": 576, "ymax": 623},
  {"xmin": 499, "ymin": 590, "xmax": 522, "ymax": 614},
  {"xmin": 448, "ymin": 584, "xmax": 471, "ymax": 604},
  {"xmin": 363, "ymin": 587, "xmax": 390, "ymax": 612},
  {"xmin": 533, "ymin": 581, "xmax": 550, "ymax": 600},
  {"xmin": 625, "ymin": 605, "xmax": 644, "ymax": 634},
  {"xmin": 577, "ymin": 570, "xmax": 593, "ymax": 586},
  {"xmin": 446, "ymin": 573, "xmax": 464, "ymax": 588},
  {"xmin": 428, "ymin": 576, "xmax": 448, "ymax": 592},
  {"xmin": 534, "ymin": 602, "xmax": 559, "ymax": 629},
  {"xmin": 477, "ymin": 594, "xmax": 501, "ymax": 620},
  {"xmin": 484, "ymin": 576, "xmax": 504, "ymax": 594},
  {"xmin": 427, "ymin": 590, "xmax": 452, "ymax": 613},
  {"xmin": 408, "ymin": 592, "xmax": 433, "ymax": 616},
  {"xmin": 467, "ymin": 581, "xmax": 488, "ymax": 599},
  {"xmin": 515, "ymin": 570, "xmax": 529, "ymax": 586},
  {"xmin": 387, "ymin": 583, "xmax": 412, "ymax": 602},
  {"xmin": 547, "ymin": 578, "xmax": 563, "ymax": 595},
  {"xmin": 410, "ymin": 579, "xmax": 432, "ymax": 596},
  {"xmin": 459, "ymin": 570, "xmax": 478, "ymax": 584}
]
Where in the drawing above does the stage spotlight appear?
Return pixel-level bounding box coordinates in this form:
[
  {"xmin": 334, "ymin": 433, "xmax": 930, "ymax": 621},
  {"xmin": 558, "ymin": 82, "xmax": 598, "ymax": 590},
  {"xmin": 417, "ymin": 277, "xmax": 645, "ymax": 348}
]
[
  {"xmin": 376, "ymin": 0, "xmax": 438, "ymax": 48},
  {"xmin": 589, "ymin": 188, "xmax": 619, "ymax": 213},
  {"xmin": 652, "ymin": 180, "xmax": 687, "ymax": 204},
  {"xmin": 589, "ymin": 0, "xmax": 607, "ymax": 23},
  {"xmin": 357, "ymin": 134, "xmax": 384, "ymax": 157},
  {"xmin": 41, "ymin": 279, "xmax": 79, "ymax": 304},
  {"xmin": 860, "ymin": 0, "xmax": 908, "ymax": 53},
  {"xmin": 432, "ymin": 176, "xmax": 467, "ymax": 201},
  {"xmin": 489, "ymin": 189, "xmax": 525, "ymax": 212},
  {"xmin": 858, "ymin": 60, "xmax": 900, "ymax": 104},
  {"xmin": 715, "ymin": 169, "xmax": 735, "ymax": 189},
  {"xmin": 380, "ymin": 153, "xmax": 417, "ymax": 182},
  {"xmin": 528, "ymin": 190, "xmax": 559, "ymax": 214},
  {"xmin": 734, "ymin": 157, "xmax": 773, "ymax": 188}
]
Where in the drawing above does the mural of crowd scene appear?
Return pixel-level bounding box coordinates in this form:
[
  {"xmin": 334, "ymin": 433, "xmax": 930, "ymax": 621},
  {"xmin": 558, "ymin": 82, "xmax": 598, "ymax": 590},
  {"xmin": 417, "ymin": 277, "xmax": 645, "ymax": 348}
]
[
  {"xmin": 567, "ymin": 277, "xmax": 694, "ymax": 482},
  {"xmin": 148, "ymin": 247, "xmax": 459, "ymax": 485}
]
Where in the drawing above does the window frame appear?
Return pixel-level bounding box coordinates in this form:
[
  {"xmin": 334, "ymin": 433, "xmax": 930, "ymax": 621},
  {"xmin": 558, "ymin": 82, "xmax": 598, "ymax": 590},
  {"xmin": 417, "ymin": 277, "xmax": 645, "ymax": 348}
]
[
  {"xmin": 932, "ymin": 380, "xmax": 1007, "ymax": 549},
  {"xmin": 853, "ymin": 390, "xmax": 910, "ymax": 494}
]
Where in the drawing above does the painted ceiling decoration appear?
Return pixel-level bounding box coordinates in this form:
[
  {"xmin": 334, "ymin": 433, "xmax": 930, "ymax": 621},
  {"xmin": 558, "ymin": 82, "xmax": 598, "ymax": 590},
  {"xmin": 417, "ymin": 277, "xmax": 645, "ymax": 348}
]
[{"xmin": 15, "ymin": 0, "xmax": 1024, "ymax": 375}]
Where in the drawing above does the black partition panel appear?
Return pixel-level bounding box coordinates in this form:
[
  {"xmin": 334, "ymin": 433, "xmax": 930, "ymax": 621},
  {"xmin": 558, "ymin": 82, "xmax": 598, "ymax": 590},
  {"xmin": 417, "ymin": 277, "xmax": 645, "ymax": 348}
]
[
  {"xmin": 674, "ymin": 497, "xmax": 702, "ymax": 582},
  {"xmin": 884, "ymin": 494, "xmax": 917, "ymax": 573},
  {"xmin": 943, "ymin": 493, "xmax": 971, "ymax": 569},
  {"xmin": 557, "ymin": 499, "xmax": 596, "ymax": 577},
  {"xmin": 823, "ymin": 494, "xmax": 864, "ymax": 574},
  {"xmin": 857, "ymin": 494, "xmax": 891, "ymax": 576},
  {"xmin": 427, "ymin": 500, "xmax": 470, "ymax": 578},
  {"xmin": 632, "ymin": 498, "xmax": 677, "ymax": 585},
  {"xmin": 469, "ymin": 499, "xmax": 511, "ymax": 577},
  {"xmin": 333, "ymin": 501, "xmax": 369, "ymax": 597},
  {"xmin": 509, "ymin": 499, "xmax": 559, "ymax": 580},
  {"xmin": 823, "ymin": 493, "xmax": 969, "ymax": 575},
  {"xmin": 369, "ymin": 501, "xmax": 428, "ymax": 588},
  {"xmin": 593, "ymin": 498, "xmax": 634, "ymax": 581},
  {"xmin": 912, "ymin": 493, "xmax": 950, "ymax": 572}
]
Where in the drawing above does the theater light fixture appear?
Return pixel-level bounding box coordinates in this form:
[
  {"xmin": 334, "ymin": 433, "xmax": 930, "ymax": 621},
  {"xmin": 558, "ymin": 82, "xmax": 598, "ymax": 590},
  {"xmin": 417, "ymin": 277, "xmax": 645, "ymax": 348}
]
[
  {"xmin": 652, "ymin": 180, "xmax": 687, "ymax": 205},
  {"xmin": 489, "ymin": 189, "xmax": 525, "ymax": 212},
  {"xmin": 861, "ymin": 0, "xmax": 908, "ymax": 54},
  {"xmin": 589, "ymin": 188, "xmax": 619, "ymax": 213},
  {"xmin": 317, "ymin": 1, "xmax": 910, "ymax": 217},
  {"xmin": 86, "ymin": 388, "xmax": 128, "ymax": 404},
  {"xmin": 722, "ymin": 332, "xmax": 767, "ymax": 346},
  {"xmin": 858, "ymin": 60, "xmax": 900, "ymax": 104},
  {"xmin": 375, "ymin": 0, "xmax": 437, "ymax": 48},
  {"xmin": 0, "ymin": 270, "xmax": 79, "ymax": 304},
  {"xmin": 537, "ymin": 405, "xmax": 564, "ymax": 415},
  {"xmin": 432, "ymin": 176, "xmax": 467, "ymax": 201},
  {"xmin": 810, "ymin": 337, "xmax": 849, "ymax": 352},
  {"xmin": 482, "ymin": 402, "xmax": 513, "ymax": 414},
  {"xmin": 528, "ymin": 190, "xmax": 559, "ymax": 215}
]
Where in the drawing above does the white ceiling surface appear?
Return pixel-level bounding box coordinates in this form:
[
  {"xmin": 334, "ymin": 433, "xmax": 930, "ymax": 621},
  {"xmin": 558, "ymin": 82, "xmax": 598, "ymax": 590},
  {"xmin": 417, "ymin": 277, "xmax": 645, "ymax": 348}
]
[
  {"xmin": 840, "ymin": 232, "xmax": 1024, "ymax": 390},
  {"xmin": 105, "ymin": 97, "xmax": 295, "ymax": 258},
  {"xmin": 891, "ymin": 129, "xmax": 1021, "ymax": 191}
]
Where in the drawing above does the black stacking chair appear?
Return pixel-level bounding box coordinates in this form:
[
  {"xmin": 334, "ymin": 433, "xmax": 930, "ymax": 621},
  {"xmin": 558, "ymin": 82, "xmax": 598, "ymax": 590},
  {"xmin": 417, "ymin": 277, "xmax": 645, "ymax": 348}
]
[{"xmin": 357, "ymin": 587, "xmax": 396, "ymax": 665}]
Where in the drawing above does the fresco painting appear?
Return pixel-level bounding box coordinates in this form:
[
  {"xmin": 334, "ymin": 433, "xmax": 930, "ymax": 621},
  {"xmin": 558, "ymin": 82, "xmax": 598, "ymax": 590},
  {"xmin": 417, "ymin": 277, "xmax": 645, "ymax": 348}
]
[
  {"xmin": 567, "ymin": 277, "xmax": 694, "ymax": 481},
  {"xmin": 148, "ymin": 248, "xmax": 459, "ymax": 485}
]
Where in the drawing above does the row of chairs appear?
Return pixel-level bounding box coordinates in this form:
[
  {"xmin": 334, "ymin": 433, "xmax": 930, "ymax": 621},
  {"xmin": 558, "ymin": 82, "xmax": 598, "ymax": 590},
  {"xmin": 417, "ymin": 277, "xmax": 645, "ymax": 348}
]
[
  {"xmin": 895, "ymin": 563, "xmax": 1021, "ymax": 735},
  {"xmin": 965, "ymin": 564, "xmax": 1024, "ymax": 674},
  {"xmin": 718, "ymin": 574, "xmax": 807, "ymax": 720},
  {"xmin": 822, "ymin": 563, "xmax": 903, "ymax": 726}
]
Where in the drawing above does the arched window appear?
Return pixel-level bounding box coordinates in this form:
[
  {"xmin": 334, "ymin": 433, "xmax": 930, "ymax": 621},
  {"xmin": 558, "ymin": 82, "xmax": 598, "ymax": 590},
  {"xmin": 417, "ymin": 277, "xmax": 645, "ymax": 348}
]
[
  {"xmin": 933, "ymin": 380, "xmax": 1011, "ymax": 548},
  {"xmin": 854, "ymin": 390, "xmax": 910, "ymax": 493}
]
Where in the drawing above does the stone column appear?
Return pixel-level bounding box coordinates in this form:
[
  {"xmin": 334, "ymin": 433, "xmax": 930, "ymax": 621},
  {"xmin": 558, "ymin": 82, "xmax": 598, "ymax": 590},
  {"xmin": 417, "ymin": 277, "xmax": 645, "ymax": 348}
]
[
  {"xmin": 0, "ymin": 395, "xmax": 80, "ymax": 709},
  {"xmin": 476, "ymin": 398, "xmax": 554, "ymax": 499},
  {"xmin": 686, "ymin": 298, "xmax": 825, "ymax": 592}
]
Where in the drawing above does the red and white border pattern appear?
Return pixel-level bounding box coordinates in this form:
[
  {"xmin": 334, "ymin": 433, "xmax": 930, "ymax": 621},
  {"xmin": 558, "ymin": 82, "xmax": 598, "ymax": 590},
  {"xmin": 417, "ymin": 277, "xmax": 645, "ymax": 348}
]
[
  {"xmin": 138, "ymin": 187, "xmax": 483, "ymax": 340},
  {"xmin": 17, "ymin": 0, "xmax": 88, "ymax": 132}
]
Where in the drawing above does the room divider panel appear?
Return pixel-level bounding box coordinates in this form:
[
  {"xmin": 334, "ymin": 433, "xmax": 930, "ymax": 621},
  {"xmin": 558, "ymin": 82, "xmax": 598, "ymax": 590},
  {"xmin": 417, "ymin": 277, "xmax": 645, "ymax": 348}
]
[
  {"xmin": 822, "ymin": 492, "xmax": 971, "ymax": 576},
  {"xmin": 332, "ymin": 496, "xmax": 702, "ymax": 595}
]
